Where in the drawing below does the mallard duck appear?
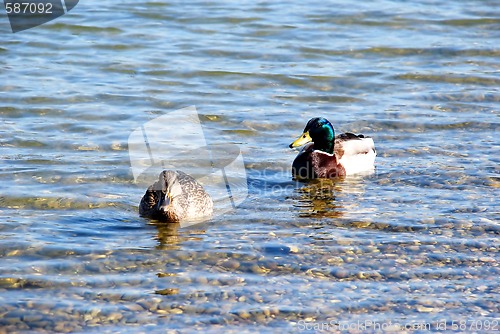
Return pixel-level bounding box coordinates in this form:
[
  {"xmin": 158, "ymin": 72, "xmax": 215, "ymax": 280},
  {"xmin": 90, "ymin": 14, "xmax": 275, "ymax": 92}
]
[
  {"xmin": 289, "ymin": 117, "xmax": 376, "ymax": 179},
  {"xmin": 139, "ymin": 170, "xmax": 213, "ymax": 223}
]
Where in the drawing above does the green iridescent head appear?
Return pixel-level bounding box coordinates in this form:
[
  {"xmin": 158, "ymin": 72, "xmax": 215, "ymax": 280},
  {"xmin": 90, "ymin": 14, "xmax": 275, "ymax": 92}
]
[{"xmin": 289, "ymin": 117, "xmax": 335, "ymax": 154}]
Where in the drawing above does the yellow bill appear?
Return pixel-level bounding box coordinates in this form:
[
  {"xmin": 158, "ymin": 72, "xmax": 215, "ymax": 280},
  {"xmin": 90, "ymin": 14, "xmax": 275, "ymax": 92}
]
[{"xmin": 289, "ymin": 131, "xmax": 312, "ymax": 148}]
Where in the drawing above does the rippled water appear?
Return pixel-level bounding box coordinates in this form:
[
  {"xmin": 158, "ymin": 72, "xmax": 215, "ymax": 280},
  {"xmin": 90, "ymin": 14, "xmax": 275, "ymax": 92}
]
[{"xmin": 1, "ymin": 0, "xmax": 499, "ymax": 332}]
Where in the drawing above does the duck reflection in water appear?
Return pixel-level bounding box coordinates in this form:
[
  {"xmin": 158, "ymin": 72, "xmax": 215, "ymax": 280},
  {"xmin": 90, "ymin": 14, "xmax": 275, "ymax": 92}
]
[
  {"xmin": 294, "ymin": 178, "xmax": 345, "ymax": 219},
  {"xmin": 295, "ymin": 176, "xmax": 371, "ymax": 219},
  {"xmin": 151, "ymin": 222, "xmax": 206, "ymax": 250}
]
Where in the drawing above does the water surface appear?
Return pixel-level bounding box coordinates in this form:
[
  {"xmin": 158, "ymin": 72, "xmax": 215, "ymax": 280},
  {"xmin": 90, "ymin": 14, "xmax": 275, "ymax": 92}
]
[{"xmin": 0, "ymin": 0, "xmax": 499, "ymax": 332}]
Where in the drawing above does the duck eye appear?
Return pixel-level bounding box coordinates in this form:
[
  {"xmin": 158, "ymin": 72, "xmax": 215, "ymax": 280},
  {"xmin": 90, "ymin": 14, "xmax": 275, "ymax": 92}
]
[{"xmin": 302, "ymin": 134, "xmax": 306, "ymax": 138}]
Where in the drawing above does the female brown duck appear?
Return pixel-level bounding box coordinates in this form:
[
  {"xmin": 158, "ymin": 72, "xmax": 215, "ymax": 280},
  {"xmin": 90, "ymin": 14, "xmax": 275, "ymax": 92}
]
[{"xmin": 140, "ymin": 170, "xmax": 213, "ymax": 223}]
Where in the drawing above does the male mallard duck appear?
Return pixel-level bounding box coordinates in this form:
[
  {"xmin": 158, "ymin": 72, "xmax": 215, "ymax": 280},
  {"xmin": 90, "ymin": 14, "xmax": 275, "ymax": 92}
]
[
  {"xmin": 139, "ymin": 170, "xmax": 213, "ymax": 223},
  {"xmin": 289, "ymin": 117, "xmax": 376, "ymax": 179}
]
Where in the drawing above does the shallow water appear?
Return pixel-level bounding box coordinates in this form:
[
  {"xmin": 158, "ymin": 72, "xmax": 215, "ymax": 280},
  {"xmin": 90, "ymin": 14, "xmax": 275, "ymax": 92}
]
[{"xmin": 1, "ymin": 0, "xmax": 499, "ymax": 332}]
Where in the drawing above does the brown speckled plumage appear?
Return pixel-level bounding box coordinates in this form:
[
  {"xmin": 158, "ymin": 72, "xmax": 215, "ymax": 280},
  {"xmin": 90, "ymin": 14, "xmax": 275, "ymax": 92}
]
[{"xmin": 139, "ymin": 170, "xmax": 213, "ymax": 223}]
